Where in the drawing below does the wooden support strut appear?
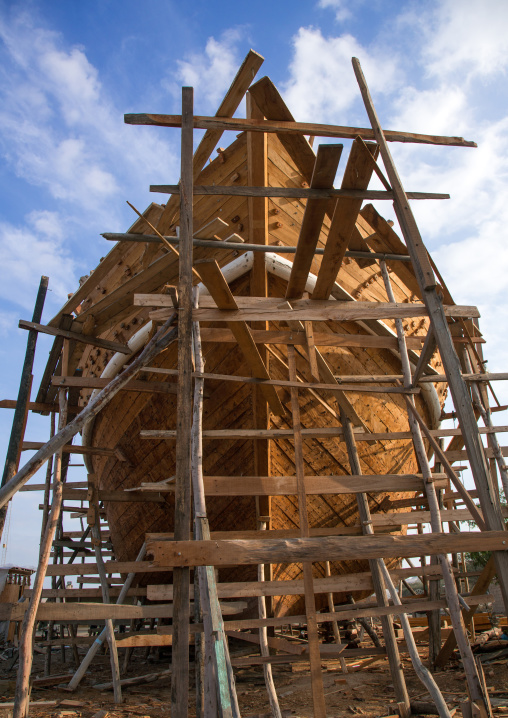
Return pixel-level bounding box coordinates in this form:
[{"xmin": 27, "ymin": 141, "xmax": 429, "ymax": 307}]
[{"xmin": 124, "ymin": 111, "xmax": 477, "ymax": 147}]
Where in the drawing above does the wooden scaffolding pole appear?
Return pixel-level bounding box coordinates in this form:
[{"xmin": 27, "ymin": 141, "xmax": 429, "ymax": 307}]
[
  {"xmin": 171, "ymin": 85, "xmax": 194, "ymax": 718},
  {"xmin": 191, "ymin": 291, "xmax": 240, "ymax": 718},
  {"xmin": 379, "ymin": 260, "xmax": 486, "ymax": 712},
  {"xmin": 352, "ymin": 56, "xmax": 508, "ymax": 622},
  {"xmin": 287, "ymin": 345, "xmax": 326, "ymax": 718}
]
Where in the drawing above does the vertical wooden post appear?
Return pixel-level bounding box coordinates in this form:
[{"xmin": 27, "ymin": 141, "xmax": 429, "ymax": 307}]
[
  {"xmin": 287, "ymin": 346, "xmax": 326, "ymax": 718},
  {"xmin": 13, "ymin": 380, "xmax": 66, "ymax": 718},
  {"xmin": 89, "ymin": 471, "xmax": 122, "ymax": 704},
  {"xmin": 40, "ymin": 412, "xmax": 55, "ymax": 555},
  {"xmin": 0, "ymin": 276, "xmax": 48, "ymax": 539},
  {"xmin": 171, "ymin": 86, "xmax": 194, "ymax": 718},
  {"xmin": 324, "ymin": 561, "xmax": 347, "ymax": 674}
]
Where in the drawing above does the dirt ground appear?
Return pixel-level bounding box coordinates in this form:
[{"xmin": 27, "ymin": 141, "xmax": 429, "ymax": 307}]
[{"xmin": 1, "ymin": 644, "xmax": 507, "ymax": 717}]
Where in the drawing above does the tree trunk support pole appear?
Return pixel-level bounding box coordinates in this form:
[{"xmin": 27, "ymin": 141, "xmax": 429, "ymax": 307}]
[
  {"xmin": 171, "ymin": 85, "xmax": 195, "ymax": 718},
  {"xmin": 191, "ymin": 290, "xmax": 240, "ymax": 718}
]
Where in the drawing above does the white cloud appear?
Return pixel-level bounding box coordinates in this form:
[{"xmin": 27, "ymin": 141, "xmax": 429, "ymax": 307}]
[
  {"xmin": 0, "ymin": 211, "xmax": 75, "ymax": 310},
  {"xmin": 282, "ymin": 27, "xmax": 400, "ymax": 122},
  {"xmin": 165, "ymin": 28, "xmax": 244, "ymax": 113},
  {"xmin": 0, "ymin": 10, "xmax": 178, "ymax": 219},
  {"xmin": 420, "ymin": 0, "xmax": 508, "ymax": 82},
  {"xmin": 318, "ymin": 0, "xmax": 353, "ymax": 23}
]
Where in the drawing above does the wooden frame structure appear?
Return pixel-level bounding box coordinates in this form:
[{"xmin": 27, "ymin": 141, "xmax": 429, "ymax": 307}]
[{"xmin": 1, "ymin": 50, "xmax": 507, "ymax": 718}]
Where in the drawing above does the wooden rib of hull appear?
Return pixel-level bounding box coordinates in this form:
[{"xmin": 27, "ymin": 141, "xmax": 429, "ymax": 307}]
[{"xmin": 74, "ymin": 132, "xmax": 446, "ymax": 616}]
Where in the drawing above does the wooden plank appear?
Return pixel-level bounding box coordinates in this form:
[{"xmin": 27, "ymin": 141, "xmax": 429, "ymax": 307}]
[
  {"xmin": 155, "ymin": 49, "xmax": 264, "ymax": 235},
  {"xmin": 147, "ymin": 530, "xmax": 508, "ymax": 567},
  {"xmin": 21, "ymin": 442, "xmax": 117, "ymax": 457},
  {"xmin": 188, "ymin": 300, "xmax": 478, "ymax": 323},
  {"xmin": 62, "ymin": 488, "xmax": 165, "ymax": 503},
  {"xmin": 139, "ymin": 369, "xmax": 417, "ymax": 394},
  {"xmin": 0, "ymin": 600, "xmax": 247, "ymax": 622},
  {"xmin": 51, "ymin": 375, "xmax": 178, "ymax": 395},
  {"xmin": 195, "ymin": 259, "xmax": 284, "ymax": 415},
  {"xmin": 18, "ymin": 320, "xmax": 131, "ymax": 355},
  {"xmin": 126, "ymin": 473, "xmax": 449, "ymax": 496},
  {"xmin": 151, "ymin": 184, "xmax": 449, "ymax": 201},
  {"xmin": 285, "ymin": 143, "xmax": 343, "ymax": 299},
  {"xmin": 142, "ymin": 364, "xmax": 506, "ymax": 386},
  {"xmin": 197, "ymin": 327, "xmax": 427, "ymax": 349},
  {"xmin": 0, "ymin": 400, "xmax": 78, "ymax": 414},
  {"xmin": 313, "ymin": 139, "xmax": 378, "ymax": 300},
  {"xmin": 445, "ymin": 447, "xmax": 508, "ymax": 461},
  {"xmin": 125, "ymin": 113, "xmax": 476, "ymax": 147},
  {"xmin": 146, "ymin": 566, "xmax": 447, "ymax": 601}
]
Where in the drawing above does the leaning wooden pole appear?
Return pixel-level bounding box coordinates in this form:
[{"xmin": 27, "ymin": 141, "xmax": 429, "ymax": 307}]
[
  {"xmin": 171, "ymin": 85, "xmax": 194, "ymax": 718},
  {"xmin": 379, "ymin": 260, "xmax": 486, "ymax": 710},
  {"xmin": 13, "ymin": 383, "xmax": 66, "ymax": 718},
  {"xmin": 352, "ymin": 56, "xmax": 508, "ymax": 619},
  {"xmin": 0, "ymin": 275, "xmax": 48, "ymax": 539},
  {"xmin": 0, "ymin": 315, "xmax": 178, "ymax": 509}
]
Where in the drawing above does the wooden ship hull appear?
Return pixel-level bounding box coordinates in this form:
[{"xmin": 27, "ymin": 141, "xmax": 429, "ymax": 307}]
[{"xmin": 66, "ymin": 128, "xmax": 445, "ymax": 617}]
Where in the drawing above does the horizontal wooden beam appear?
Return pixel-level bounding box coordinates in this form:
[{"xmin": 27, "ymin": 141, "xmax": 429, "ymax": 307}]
[
  {"xmin": 150, "ymin": 185, "xmax": 449, "ymax": 201},
  {"xmin": 148, "ymin": 531, "xmax": 508, "ymax": 567},
  {"xmin": 140, "ymin": 368, "xmax": 417, "ymax": 395},
  {"xmin": 0, "ymin": 599, "xmax": 247, "ymax": 622},
  {"xmin": 18, "ymin": 320, "xmax": 131, "ymax": 355},
  {"xmin": 62, "ymin": 488, "xmax": 165, "ymax": 503},
  {"xmin": 139, "ymin": 425, "xmax": 507, "ymax": 442},
  {"xmin": 445, "ymin": 447, "xmax": 508, "ymax": 461},
  {"xmin": 124, "ymin": 113, "xmax": 477, "ymax": 148},
  {"xmin": 196, "ymin": 327, "xmax": 482, "ymax": 349},
  {"xmin": 0, "ymin": 400, "xmax": 78, "ymax": 414},
  {"xmin": 21, "ymin": 442, "xmax": 117, "ymax": 457},
  {"xmin": 146, "ymin": 565, "xmax": 447, "ymax": 601},
  {"xmin": 51, "ymin": 375, "xmax": 179, "ymax": 395},
  {"xmin": 148, "ymin": 301, "xmax": 478, "ymax": 324},
  {"xmin": 128, "ymin": 472, "xmax": 448, "ymax": 496},
  {"xmin": 101, "ymin": 232, "xmax": 413, "ymax": 262}
]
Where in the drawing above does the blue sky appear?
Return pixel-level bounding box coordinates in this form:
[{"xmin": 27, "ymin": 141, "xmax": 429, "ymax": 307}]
[{"xmin": 1, "ymin": 0, "xmax": 508, "ymax": 570}]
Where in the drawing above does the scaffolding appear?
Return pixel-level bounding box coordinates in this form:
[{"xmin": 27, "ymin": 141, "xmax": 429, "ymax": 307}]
[{"xmin": 0, "ymin": 50, "xmax": 507, "ymax": 718}]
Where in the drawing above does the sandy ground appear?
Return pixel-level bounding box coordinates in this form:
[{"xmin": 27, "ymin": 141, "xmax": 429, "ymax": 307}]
[{"xmin": 1, "ymin": 643, "xmax": 507, "ymax": 717}]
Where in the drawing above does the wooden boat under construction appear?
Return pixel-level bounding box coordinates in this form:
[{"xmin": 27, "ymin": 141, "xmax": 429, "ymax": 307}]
[{"xmin": 47, "ymin": 77, "xmax": 452, "ymax": 618}]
